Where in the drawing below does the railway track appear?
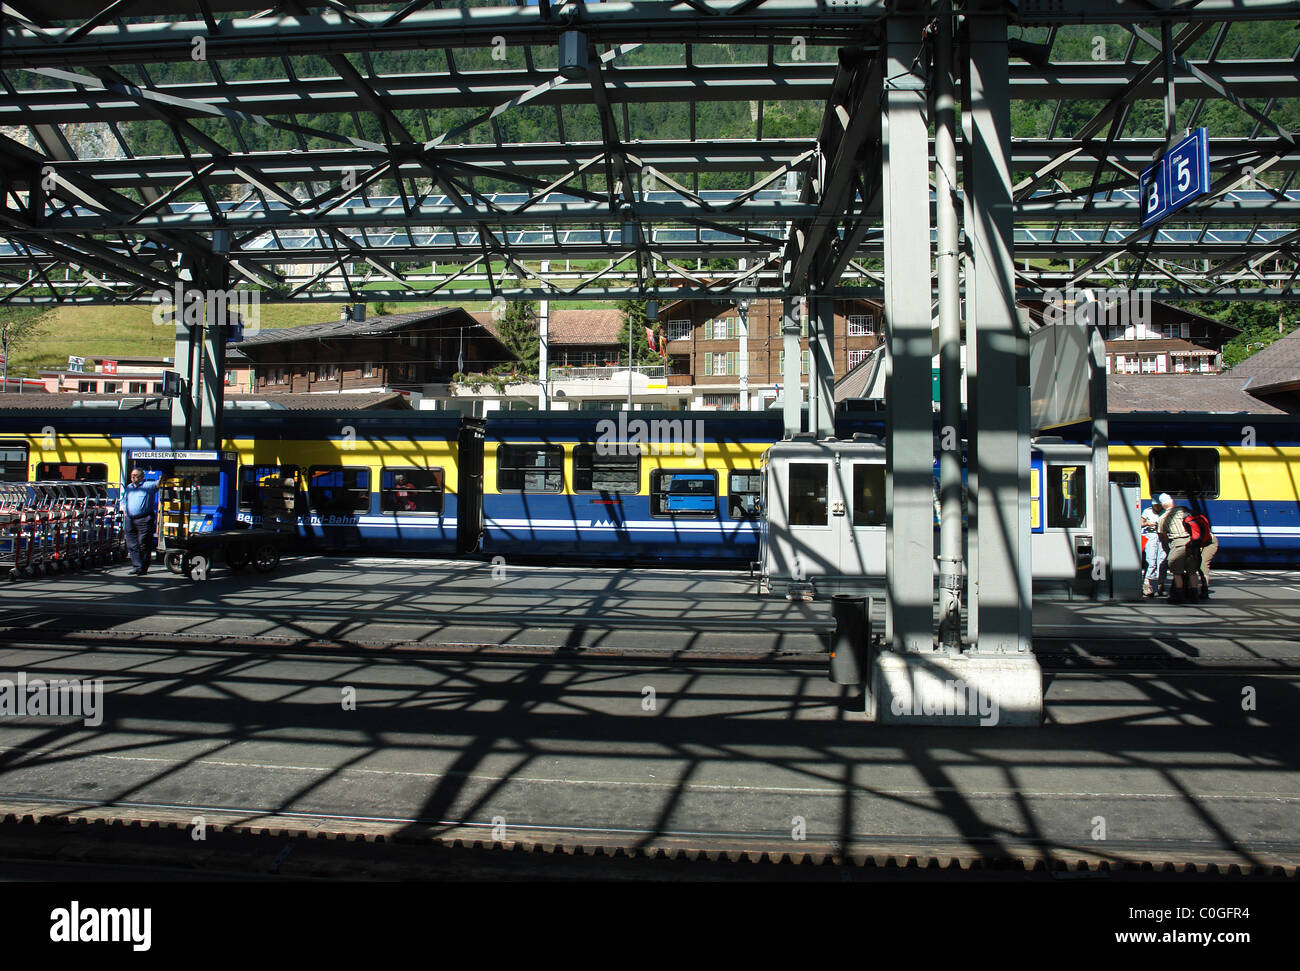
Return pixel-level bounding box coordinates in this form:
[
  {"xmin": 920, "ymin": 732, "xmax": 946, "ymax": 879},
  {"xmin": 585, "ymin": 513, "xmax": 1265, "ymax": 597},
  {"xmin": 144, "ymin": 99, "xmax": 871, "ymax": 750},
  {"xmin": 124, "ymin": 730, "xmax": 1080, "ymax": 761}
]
[{"xmin": 0, "ymin": 798, "xmax": 1293, "ymax": 881}]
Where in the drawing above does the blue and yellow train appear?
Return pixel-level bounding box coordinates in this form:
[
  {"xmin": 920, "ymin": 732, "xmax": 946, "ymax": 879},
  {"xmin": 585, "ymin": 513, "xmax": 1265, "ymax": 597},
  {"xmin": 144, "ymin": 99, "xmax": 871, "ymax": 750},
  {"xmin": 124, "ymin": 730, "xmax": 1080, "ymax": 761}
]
[{"xmin": 0, "ymin": 407, "xmax": 1295, "ymax": 567}]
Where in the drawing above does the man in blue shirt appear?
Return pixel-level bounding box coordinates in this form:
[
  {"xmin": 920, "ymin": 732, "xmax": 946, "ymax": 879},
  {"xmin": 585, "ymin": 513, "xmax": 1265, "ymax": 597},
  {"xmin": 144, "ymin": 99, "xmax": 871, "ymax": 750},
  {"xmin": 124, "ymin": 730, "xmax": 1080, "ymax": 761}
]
[{"xmin": 121, "ymin": 467, "xmax": 159, "ymax": 575}]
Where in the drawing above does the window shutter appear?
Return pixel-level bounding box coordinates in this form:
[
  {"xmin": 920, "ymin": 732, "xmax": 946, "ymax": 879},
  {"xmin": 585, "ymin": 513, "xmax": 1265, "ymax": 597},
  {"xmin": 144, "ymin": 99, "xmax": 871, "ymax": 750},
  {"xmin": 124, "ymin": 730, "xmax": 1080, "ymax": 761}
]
[{"xmin": 704, "ymin": 354, "xmax": 712, "ymax": 376}]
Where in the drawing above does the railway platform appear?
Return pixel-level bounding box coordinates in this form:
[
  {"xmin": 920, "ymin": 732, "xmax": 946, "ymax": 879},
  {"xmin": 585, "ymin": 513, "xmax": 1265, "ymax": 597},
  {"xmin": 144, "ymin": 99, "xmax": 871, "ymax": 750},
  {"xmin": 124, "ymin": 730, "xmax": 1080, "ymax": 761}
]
[{"xmin": 0, "ymin": 560, "xmax": 1295, "ymax": 874}]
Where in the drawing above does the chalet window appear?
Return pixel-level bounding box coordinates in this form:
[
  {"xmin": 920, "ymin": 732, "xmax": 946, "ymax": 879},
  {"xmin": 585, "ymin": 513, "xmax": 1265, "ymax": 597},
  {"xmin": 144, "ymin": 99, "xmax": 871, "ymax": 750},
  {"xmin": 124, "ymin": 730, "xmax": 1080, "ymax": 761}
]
[
  {"xmin": 666, "ymin": 320, "xmax": 692, "ymax": 341},
  {"xmin": 847, "ymin": 315, "xmax": 874, "ymax": 336},
  {"xmin": 712, "ymin": 319, "xmax": 727, "ymax": 340},
  {"xmin": 848, "ymin": 349, "xmax": 870, "ymax": 369},
  {"xmin": 128, "ymin": 381, "xmax": 147, "ymax": 393}
]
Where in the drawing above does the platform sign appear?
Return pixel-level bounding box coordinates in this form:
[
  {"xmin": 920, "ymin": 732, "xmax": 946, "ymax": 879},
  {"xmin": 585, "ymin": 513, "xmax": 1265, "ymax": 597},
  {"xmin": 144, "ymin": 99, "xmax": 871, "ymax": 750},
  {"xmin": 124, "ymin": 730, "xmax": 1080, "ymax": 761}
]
[{"xmin": 1140, "ymin": 128, "xmax": 1209, "ymax": 228}]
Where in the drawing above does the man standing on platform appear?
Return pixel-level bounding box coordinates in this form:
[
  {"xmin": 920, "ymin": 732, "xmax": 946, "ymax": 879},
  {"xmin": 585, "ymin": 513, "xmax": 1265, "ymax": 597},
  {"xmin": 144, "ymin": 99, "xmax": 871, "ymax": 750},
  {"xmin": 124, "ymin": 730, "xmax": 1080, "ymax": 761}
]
[
  {"xmin": 121, "ymin": 467, "xmax": 159, "ymax": 576},
  {"xmin": 1141, "ymin": 493, "xmax": 1167, "ymax": 598}
]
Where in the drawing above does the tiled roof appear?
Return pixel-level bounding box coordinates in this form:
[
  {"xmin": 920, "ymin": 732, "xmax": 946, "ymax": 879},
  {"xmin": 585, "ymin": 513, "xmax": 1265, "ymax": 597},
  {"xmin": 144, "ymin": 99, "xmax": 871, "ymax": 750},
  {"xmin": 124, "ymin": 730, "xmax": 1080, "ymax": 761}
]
[
  {"xmin": 1106, "ymin": 374, "xmax": 1289, "ymax": 415},
  {"xmin": 547, "ymin": 309, "xmax": 624, "ymax": 345},
  {"xmin": 235, "ymin": 308, "xmax": 466, "ymax": 348},
  {"xmin": 471, "ymin": 308, "xmax": 624, "ymax": 346},
  {"xmin": 834, "ymin": 348, "xmax": 884, "ymax": 401},
  {"xmin": 1223, "ymin": 328, "xmax": 1300, "ymax": 393}
]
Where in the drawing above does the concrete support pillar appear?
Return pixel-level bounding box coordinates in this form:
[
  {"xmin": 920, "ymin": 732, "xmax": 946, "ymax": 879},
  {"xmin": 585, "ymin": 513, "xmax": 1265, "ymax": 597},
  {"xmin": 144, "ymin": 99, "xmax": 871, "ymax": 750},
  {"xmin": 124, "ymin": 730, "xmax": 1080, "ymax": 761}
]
[
  {"xmin": 881, "ymin": 15, "xmax": 934, "ymax": 655},
  {"xmin": 964, "ymin": 14, "xmax": 1032, "ymax": 659},
  {"xmin": 781, "ymin": 297, "xmax": 802, "ymax": 437},
  {"xmin": 198, "ymin": 301, "xmax": 225, "ymax": 450},
  {"xmin": 170, "ymin": 309, "xmax": 198, "ymax": 449},
  {"xmin": 811, "ymin": 295, "xmax": 835, "ymax": 437},
  {"xmin": 1090, "ymin": 324, "xmax": 1111, "ymax": 598}
]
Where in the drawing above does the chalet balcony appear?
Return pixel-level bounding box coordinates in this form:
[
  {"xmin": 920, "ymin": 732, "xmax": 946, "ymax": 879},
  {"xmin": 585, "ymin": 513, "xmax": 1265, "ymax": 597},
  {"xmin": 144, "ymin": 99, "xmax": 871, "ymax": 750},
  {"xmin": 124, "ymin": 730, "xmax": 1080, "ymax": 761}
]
[{"xmin": 547, "ymin": 364, "xmax": 666, "ymax": 382}]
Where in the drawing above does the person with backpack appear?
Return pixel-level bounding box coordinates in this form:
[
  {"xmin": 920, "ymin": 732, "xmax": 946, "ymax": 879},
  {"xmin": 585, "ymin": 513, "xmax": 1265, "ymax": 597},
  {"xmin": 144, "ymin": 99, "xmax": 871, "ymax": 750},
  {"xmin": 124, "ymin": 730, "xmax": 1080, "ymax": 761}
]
[
  {"xmin": 1157, "ymin": 494, "xmax": 1201, "ymax": 604},
  {"xmin": 1187, "ymin": 510, "xmax": 1217, "ymax": 600}
]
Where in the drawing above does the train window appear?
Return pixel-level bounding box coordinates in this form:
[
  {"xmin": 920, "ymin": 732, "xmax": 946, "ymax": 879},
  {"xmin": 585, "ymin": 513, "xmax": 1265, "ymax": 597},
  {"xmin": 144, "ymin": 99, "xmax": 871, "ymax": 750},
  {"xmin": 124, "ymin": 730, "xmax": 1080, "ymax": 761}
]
[
  {"xmin": 497, "ymin": 444, "xmax": 563, "ymax": 493},
  {"xmin": 381, "ymin": 467, "xmax": 444, "ymax": 515},
  {"xmin": 728, "ymin": 471, "xmax": 762, "ymax": 519},
  {"xmin": 1148, "ymin": 447, "xmax": 1219, "ymax": 498},
  {"xmin": 650, "ymin": 469, "xmax": 717, "ymax": 518},
  {"xmin": 851, "ymin": 464, "xmax": 886, "ymax": 526},
  {"xmin": 0, "ymin": 443, "xmax": 28, "ymax": 481},
  {"xmin": 1046, "ymin": 465, "xmax": 1087, "ymax": 529},
  {"xmin": 36, "ymin": 462, "xmax": 107, "ymax": 482},
  {"xmin": 1109, "ymin": 472, "xmax": 1141, "ymax": 489},
  {"xmin": 573, "ymin": 445, "xmax": 640, "ymax": 493},
  {"xmin": 308, "ymin": 466, "xmax": 371, "ymax": 516},
  {"xmin": 240, "ymin": 465, "xmax": 300, "ymax": 512},
  {"xmin": 789, "ymin": 463, "xmax": 829, "ymax": 527}
]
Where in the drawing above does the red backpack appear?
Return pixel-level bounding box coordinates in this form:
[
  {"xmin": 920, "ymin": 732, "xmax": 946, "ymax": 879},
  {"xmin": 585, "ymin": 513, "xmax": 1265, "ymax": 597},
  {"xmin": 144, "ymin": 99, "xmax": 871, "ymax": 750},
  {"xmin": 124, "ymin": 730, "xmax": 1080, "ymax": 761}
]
[{"xmin": 1185, "ymin": 513, "xmax": 1210, "ymax": 543}]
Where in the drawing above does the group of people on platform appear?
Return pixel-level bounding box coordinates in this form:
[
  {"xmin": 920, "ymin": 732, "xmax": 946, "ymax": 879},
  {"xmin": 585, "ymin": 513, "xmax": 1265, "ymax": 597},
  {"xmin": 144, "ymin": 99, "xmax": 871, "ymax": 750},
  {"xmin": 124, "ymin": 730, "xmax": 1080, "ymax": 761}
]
[{"xmin": 1141, "ymin": 492, "xmax": 1217, "ymax": 604}]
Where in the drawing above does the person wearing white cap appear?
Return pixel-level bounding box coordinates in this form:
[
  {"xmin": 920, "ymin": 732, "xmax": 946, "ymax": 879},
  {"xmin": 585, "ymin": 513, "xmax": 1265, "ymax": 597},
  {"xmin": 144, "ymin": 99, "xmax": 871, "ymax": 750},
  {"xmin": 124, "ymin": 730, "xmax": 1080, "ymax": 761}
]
[
  {"xmin": 1157, "ymin": 492, "xmax": 1201, "ymax": 604},
  {"xmin": 1140, "ymin": 493, "xmax": 1168, "ymax": 597}
]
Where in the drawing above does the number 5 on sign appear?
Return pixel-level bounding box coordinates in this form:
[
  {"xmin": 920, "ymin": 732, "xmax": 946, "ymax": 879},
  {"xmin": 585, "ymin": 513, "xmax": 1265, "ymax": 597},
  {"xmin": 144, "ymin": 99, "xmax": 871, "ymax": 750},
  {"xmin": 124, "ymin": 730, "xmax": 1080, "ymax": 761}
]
[{"xmin": 1139, "ymin": 128, "xmax": 1209, "ymax": 229}]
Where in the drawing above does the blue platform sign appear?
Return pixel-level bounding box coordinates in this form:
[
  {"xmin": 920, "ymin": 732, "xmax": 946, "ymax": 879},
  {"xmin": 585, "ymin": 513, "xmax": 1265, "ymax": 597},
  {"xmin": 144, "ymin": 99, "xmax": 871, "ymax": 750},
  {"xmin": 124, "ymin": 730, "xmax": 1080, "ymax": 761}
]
[{"xmin": 1140, "ymin": 128, "xmax": 1210, "ymax": 228}]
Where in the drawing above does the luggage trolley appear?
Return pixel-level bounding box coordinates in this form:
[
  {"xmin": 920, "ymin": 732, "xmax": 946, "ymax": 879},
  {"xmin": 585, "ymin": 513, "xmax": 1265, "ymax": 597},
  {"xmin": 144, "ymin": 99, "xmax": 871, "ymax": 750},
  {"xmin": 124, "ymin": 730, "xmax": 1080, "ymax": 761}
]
[{"xmin": 127, "ymin": 449, "xmax": 288, "ymax": 582}]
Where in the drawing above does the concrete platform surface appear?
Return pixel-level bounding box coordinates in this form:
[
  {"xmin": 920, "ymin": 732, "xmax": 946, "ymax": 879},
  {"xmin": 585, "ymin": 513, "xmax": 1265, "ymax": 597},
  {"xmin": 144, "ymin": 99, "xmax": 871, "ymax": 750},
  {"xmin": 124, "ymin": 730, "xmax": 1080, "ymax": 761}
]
[
  {"xmin": 0, "ymin": 638, "xmax": 1295, "ymax": 867},
  {"xmin": 0, "ymin": 559, "xmax": 1295, "ymax": 665}
]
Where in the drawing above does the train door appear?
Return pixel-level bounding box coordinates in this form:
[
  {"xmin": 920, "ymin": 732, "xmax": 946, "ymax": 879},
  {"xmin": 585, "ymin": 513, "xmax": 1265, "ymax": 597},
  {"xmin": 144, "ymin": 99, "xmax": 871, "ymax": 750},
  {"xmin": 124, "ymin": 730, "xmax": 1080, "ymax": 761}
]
[
  {"xmin": 457, "ymin": 421, "xmax": 484, "ymax": 553},
  {"xmin": 839, "ymin": 452, "xmax": 887, "ymax": 579},
  {"xmin": 784, "ymin": 452, "xmax": 834, "ymax": 580}
]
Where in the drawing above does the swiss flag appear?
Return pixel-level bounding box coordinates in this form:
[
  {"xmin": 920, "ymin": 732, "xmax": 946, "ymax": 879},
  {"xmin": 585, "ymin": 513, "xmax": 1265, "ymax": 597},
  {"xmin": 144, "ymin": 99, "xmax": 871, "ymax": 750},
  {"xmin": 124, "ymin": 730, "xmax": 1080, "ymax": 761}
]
[
  {"xmin": 644, "ymin": 325, "xmax": 657, "ymax": 353},
  {"xmin": 102, "ymin": 360, "xmax": 118, "ymax": 374}
]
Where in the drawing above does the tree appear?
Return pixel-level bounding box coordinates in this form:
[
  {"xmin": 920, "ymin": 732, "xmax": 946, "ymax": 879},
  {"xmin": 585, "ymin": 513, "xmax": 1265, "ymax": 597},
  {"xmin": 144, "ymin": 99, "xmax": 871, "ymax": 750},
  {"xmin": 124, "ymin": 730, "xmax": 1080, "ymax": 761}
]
[
  {"xmin": 491, "ymin": 300, "xmax": 539, "ymax": 378},
  {"xmin": 1178, "ymin": 300, "xmax": 1298, "ymax": 369},
  {"xmin": 617, "ymin": 299, "xmax": 668, "ymax": 367},
  {"xmin": 0, "ymin": 306, "xmax": 50, "ymax": 385}
]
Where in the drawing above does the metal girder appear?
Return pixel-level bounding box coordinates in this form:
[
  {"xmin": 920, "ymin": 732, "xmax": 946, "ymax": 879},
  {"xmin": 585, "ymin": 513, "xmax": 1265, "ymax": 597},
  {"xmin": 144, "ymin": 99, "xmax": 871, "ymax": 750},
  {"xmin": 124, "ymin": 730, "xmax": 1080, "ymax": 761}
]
[{"xmin": 0, "ymin": 1, "xmax": 1297, "ymax": 308}]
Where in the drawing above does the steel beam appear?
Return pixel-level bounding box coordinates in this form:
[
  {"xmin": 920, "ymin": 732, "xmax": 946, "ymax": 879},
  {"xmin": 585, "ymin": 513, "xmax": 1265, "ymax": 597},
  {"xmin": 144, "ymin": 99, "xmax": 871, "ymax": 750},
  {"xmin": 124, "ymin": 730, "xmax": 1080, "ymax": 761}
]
[
  {"xmin": 964, "ymin": 12, "xmax": 1031, "ymax": 657},
  {"xmin": 881, "ymin": 14, "xmax": 934, "ymax": 656}
]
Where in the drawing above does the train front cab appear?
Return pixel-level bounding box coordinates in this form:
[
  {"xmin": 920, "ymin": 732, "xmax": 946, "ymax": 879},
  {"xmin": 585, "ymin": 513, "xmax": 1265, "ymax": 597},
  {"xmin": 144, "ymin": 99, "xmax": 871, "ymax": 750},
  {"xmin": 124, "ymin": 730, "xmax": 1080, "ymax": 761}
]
[
  {"xmin": 480, "ymin": 411, "xmax": 779, "ymax": 563},
  {"xmin": 761, "ymin": 434, "xmax": 887, "ymax": 593},
  {"xmin": 1029, "ymin": 438, "xmax": 1096, "ymax": 590},
  {"xmin": 761, "ymin": 434, "xmax": 1096, "ymax": 595}
]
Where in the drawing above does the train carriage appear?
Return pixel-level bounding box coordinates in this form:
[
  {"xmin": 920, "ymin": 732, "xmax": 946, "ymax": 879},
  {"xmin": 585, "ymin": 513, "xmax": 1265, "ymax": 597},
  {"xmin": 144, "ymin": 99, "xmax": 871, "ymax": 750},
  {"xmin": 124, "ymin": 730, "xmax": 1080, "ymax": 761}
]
[
  {"xmin": 1106, "ymin": 414, "xmax": 1300, "ymax": 565},
  {"xmin": 479, "ymin": 411, "xmax": 783, "ymax": 562}
]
